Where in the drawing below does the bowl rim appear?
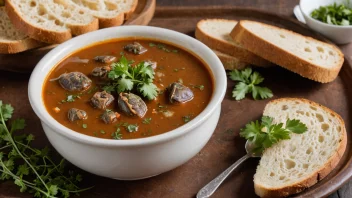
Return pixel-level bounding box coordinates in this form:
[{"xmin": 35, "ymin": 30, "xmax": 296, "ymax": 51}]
[
  {"xmin": 28, "ymin": 26, "xmax": 227, "ymax": 147},
  {"xmin": 299, "ymin": 0, "xmax": 352, "ymax": 29}
]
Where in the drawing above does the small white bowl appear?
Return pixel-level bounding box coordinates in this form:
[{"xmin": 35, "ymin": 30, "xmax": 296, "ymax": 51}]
[
  {"xmin": 28, "ymin": 26, "xmax": 227, "ymax": 180},
  {"xmin": 300, "ymin": 0, "xmax": 352, "ymax": 44}
]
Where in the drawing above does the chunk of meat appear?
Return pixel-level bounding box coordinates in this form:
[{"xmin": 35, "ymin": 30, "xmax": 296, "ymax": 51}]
[
  {"xmin": 94, "ymin": 56, "xmax": 117, "ymax": 64},
  {"xmin": 91, "ymin": 91, "xmax": 114, "ymax": 110},
  {"xmin": 101, "ymin": 110, "xmax": 120, "ymax": 124},
  {"xmin": 168, "ymin": 82, "xmax": 194, "ymax": 103},
  {"xmin": 50, "ymin": 72, "xmax": 92, "ymax": 92},
  {"xmin": 91, "ymin": 66, "xmax": 111, "ymax": 78},
  {"xmin": 117, "ymin": 92, "xmax": 147, "ymax": 118},
  {"xmin": 68, "ymin": 108, "xmax": 88, "ymax": 122},
  {"xmin": 145, "ymin": 60, "xmax": 157, "ymax": 70},
  {"xmin": 124, "ymin": 42, "xmax": 147, "ymax": 55}
]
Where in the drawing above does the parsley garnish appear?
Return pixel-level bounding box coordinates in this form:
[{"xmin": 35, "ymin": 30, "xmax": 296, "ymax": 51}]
[
  {"xmin": 126, "ymin": 124, "xmax": 139, "ymax": 132},
  {"xmin": 311, "ymin": 2, "xmax": 352, "ymax": 26},
  {"xmin": 112, "ymin": 128, "xmax": 122, "ymax": 140},
  {"xmin": 240, "ymin": 116, "xmax": 307, "ymax": 154},
  {"xmin": 191, "ymin": 84, "xmax": 204, "ymax": 91},
  {"xmin": 228, "ymin": 68, "xmax": 273, "ymax": 100},
  {"xmin": 182, "ymin": 114, "xmax": 192, "ymax": 123},
  {"xmin": 82, "ymin": 124, "xmax": 87, "ymax": 129},
  {"xmin": 142, "ymin": 118, "xmax": 152, "ymax": 124},
  {"xmin": 0, "ymin": 101, "xmax": 89, "ymax": 197},
  {"xmin": 107, "ymin": 56, "xmax": 158, "ymax": 100},
  {"xmin": 149, "ymin": 43, "xmax": 156, "ymax": 47}
]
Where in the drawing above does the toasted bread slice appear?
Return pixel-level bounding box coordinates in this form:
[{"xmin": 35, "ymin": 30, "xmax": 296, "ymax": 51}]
[
  {"xmin": 195, "ymin": 19, "xmax": 272, "ymax": 67},
  {"xmin": 230, "ymin": 20, "xmax": 344, "ymax": 83},
  {"xmin": 0, "ymin": 7, "xmax": 44, "ymax": 54},
  {"xmin": 6, "ymin": 0, "xmax": 99, "ymax": 43},
  {"xmin": 254, "ymin": 98, "xmax": 347, "ymax": 197},
  {"xmin": 212, "ymin": 49, "xmax": 249, "ymax": 70}
]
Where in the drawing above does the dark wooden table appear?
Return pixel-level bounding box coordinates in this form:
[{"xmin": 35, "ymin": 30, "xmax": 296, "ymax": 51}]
[{"xmin": 156, "ymin": 1, "xmax": 352, "ymax": 198}]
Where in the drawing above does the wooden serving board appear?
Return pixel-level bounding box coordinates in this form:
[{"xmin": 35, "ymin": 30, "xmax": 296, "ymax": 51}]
[
  {"xmin": 0, "ymin": 0, "xmax": 155, "ymax": 73},
  {"xmin": 1, "ymin": 6, "xmax": 352, "ymax": 198}
]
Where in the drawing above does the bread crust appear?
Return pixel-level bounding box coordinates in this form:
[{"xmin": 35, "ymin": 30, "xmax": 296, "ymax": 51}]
[
  {"xmin": 98, "ymin": 13, "xmax": 124, "ymax": 28},
  {"xmin": 212, "ymin": 49, "xmax": 249, "ymax": 70},
  {"xmin": 124, "ymin": 0, "xmax": 138, "ymax": 20},
  {"xmin": 255, "ymin": 98, "xmax": 347, "ymax": 198},
  {"xmin": 67, "ymin": 18, "xmax": 99, "ymax": 36},
  {"xmin": 230, "ymin": 20, "xmax": 345, "ymax": 83},
  {"xmin": 0, "ymin": 38, "xmax": 44, "ymax": 54},
  {"xmin": 5, "ymin": 1, "xmax": 72, "ymax": 44},
  {"xmin": 195, "ymin": 19, "xmax": 272, "ymax": 67}
]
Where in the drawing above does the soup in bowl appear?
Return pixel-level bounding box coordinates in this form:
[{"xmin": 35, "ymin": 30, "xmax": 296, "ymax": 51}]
[{"xmin": 28, "ymin": 26, "xmax": 227, "ymax": 180}]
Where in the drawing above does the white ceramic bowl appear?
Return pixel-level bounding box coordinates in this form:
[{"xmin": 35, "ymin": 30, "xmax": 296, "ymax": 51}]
[
  {"xmin": 300, "ymin": 0, "xmax": 352, "ymax": 44},
  {"xmin": 28, "ymin": 26, "xmax": 227, "ymax": 180}
]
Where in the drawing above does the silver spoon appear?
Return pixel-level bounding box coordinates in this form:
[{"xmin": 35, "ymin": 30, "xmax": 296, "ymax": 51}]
[{"xmin": 196, "ymin": 141, "xmax": 262, "ymax": 198}]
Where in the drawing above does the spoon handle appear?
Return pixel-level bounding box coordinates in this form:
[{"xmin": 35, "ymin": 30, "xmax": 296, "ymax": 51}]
[{"xmin": 196, "ymin": 154, "xmax": 251, "ymax": 198}]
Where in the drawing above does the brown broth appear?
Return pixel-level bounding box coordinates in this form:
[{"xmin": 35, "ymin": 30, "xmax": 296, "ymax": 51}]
[{"xmin": 43, "ymin": 38, "xmax": 213, "ymax": 139}]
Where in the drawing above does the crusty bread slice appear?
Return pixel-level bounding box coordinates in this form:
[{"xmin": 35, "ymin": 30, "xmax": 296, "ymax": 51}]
[
  {"xmin": 0, "ymin": 7, "xmax": 44, "ymax": 54},
  {"xmin": 212, "ymin": 49, "xmax": 249, "ymax": 70},
  {"xmin": 6, "ymin": 0, "xmax": 99, "ymax": 43},
  {"xmin": 230, "ymin": 20, "xmax": 344, "ymax": 83},
  {"xmin": 254, "ymin": 98, "xmax": 347, "ymax": 198},
  {"xmin": 195, "ymin": 19, "xmax": 272, "ymax": 67},
  {"xmin": 68, "ymin": 0, "xmax": 138, "ymax": 28}
]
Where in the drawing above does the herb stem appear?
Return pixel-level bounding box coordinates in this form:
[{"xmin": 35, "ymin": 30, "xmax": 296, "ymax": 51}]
[{"xmin": 0, "ymin": 110, "xmax": 50, "ymax": 192}]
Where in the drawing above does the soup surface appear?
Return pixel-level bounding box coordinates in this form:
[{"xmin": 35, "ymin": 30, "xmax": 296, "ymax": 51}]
[{"xmin": 43, "ymin": 38, "xmax": 213, "ymax": 139}]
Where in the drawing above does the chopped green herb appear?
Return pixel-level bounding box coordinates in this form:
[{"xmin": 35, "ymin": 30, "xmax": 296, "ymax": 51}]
[
  {"xmin": 228, "ymin": 68, "xmax": 273, "ymax": 100},
  {"xmin": 311, "ymin": 2, "xmax": 352, "ymax": 26},
  {"xmin": 100, "ymin": 130, "xmax": 106, "ymax": 134},
  {"xmin": 112, "ymin": 128, "xmax": 122, "ymax": 140},
  {"xmin": 172, "ymin": 49, "xmax": 178, "ymax": 53},
  {"xmin": 240, "ymin": 116, "xmax": 307, "ymax": 154},
  {"xmin": 191, "ymin": 84, "xmax": 204, "ymax": 91},
  {"xmin": 174, "ymin": 69, "xmax": 179, "ymax": 72},
  {"xmin": 142, "ymin": 118, "xmax": 152, "ymax": 124},
  {"xmin": 0, "ymin": 101, "xmax": 89, "ymax": 197},
  {"xmin": 182, "ymin": 114, "xmax": 192, "ymax": 123},
  {"xmin": 126, "ymin": 124, "xmax": 139, "ymax": 132},
  {"xmin": 107, "ymin": 56, "xmax": 158, "ymax": 100},
  {"xmin": 120, "ymin": 51, "xmax": 125, "ymax": 56},
  {"xmin": 82, "ymin": 124, "xmax": 88, "ymax": 129},
  {"xmin": 149, "ymin": 43, "xmax": 156, "ymax": 47},
  {"xmin": 93, "ymin": 132, "xmax": 98, "ymax": 136}
]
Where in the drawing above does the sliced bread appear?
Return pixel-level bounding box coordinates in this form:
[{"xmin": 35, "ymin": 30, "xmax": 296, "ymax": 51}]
[
  {"xmin": 6, "ymin": 0, "xmax": 99, "ymax": 43},
  {"xmin": 0, "ymin": 7, "xmax": 43, "ymax": 54},
  {"xmin": 68, "ymin": 0, "xmax": 138, "ymax": 28},
  {"xmin": 212, "ymin": 49, "xmax": 249, "ymax": 70},
  {"xmin": 230, "ymin": 20, "xmax": 344, "ymax": 83},
  {"xmin": 254, "ymin": 98, "xmax": 347, "ymax": 197},
  {"xmin": 195, "ymin": 19, "xmax": 272, "ymax": 67}
]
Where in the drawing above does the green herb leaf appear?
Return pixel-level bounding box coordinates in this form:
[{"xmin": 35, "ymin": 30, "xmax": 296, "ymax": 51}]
[
  {"xmin": 311, "ymin": 2, "xmax": 352, "ymax": 26},
  {"xmin": 82, "ymin": 124, "xmax": 88, "ymax": 129},
  {"xmin": 107, "ymin": 56, "xmax": 158, "ymax": 100},
  {"xmin": 142, "ymin": 118, "xmax": 152, "ymax": 124},
  {"xmin": 240, "ymin": 116, "xmax": 307, "ymax": 153},
  {"xmin": 228, "ymin": 68, "xmax": 273, "ymax": 100},
  {"xmin": 117, "ymin": 76, "xmax": 134, "ymax": 92},
  {"xmin": 112, "ymin": 128, "xmax": 122, "ymax": 140},
  {"xmin": 182, "ymin": 115, "xmax": 192, "ymax": 123},
  {"xmin": 286, "ymin": 119, "xmax": 308, "ymax": 134},
  {"xmin": 0, "ymin": 101, "xmax": 89, "ymax": 197},
  {"xmin": 126, "ymin": 124, "xmax": 138, "ymax": 132}
]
